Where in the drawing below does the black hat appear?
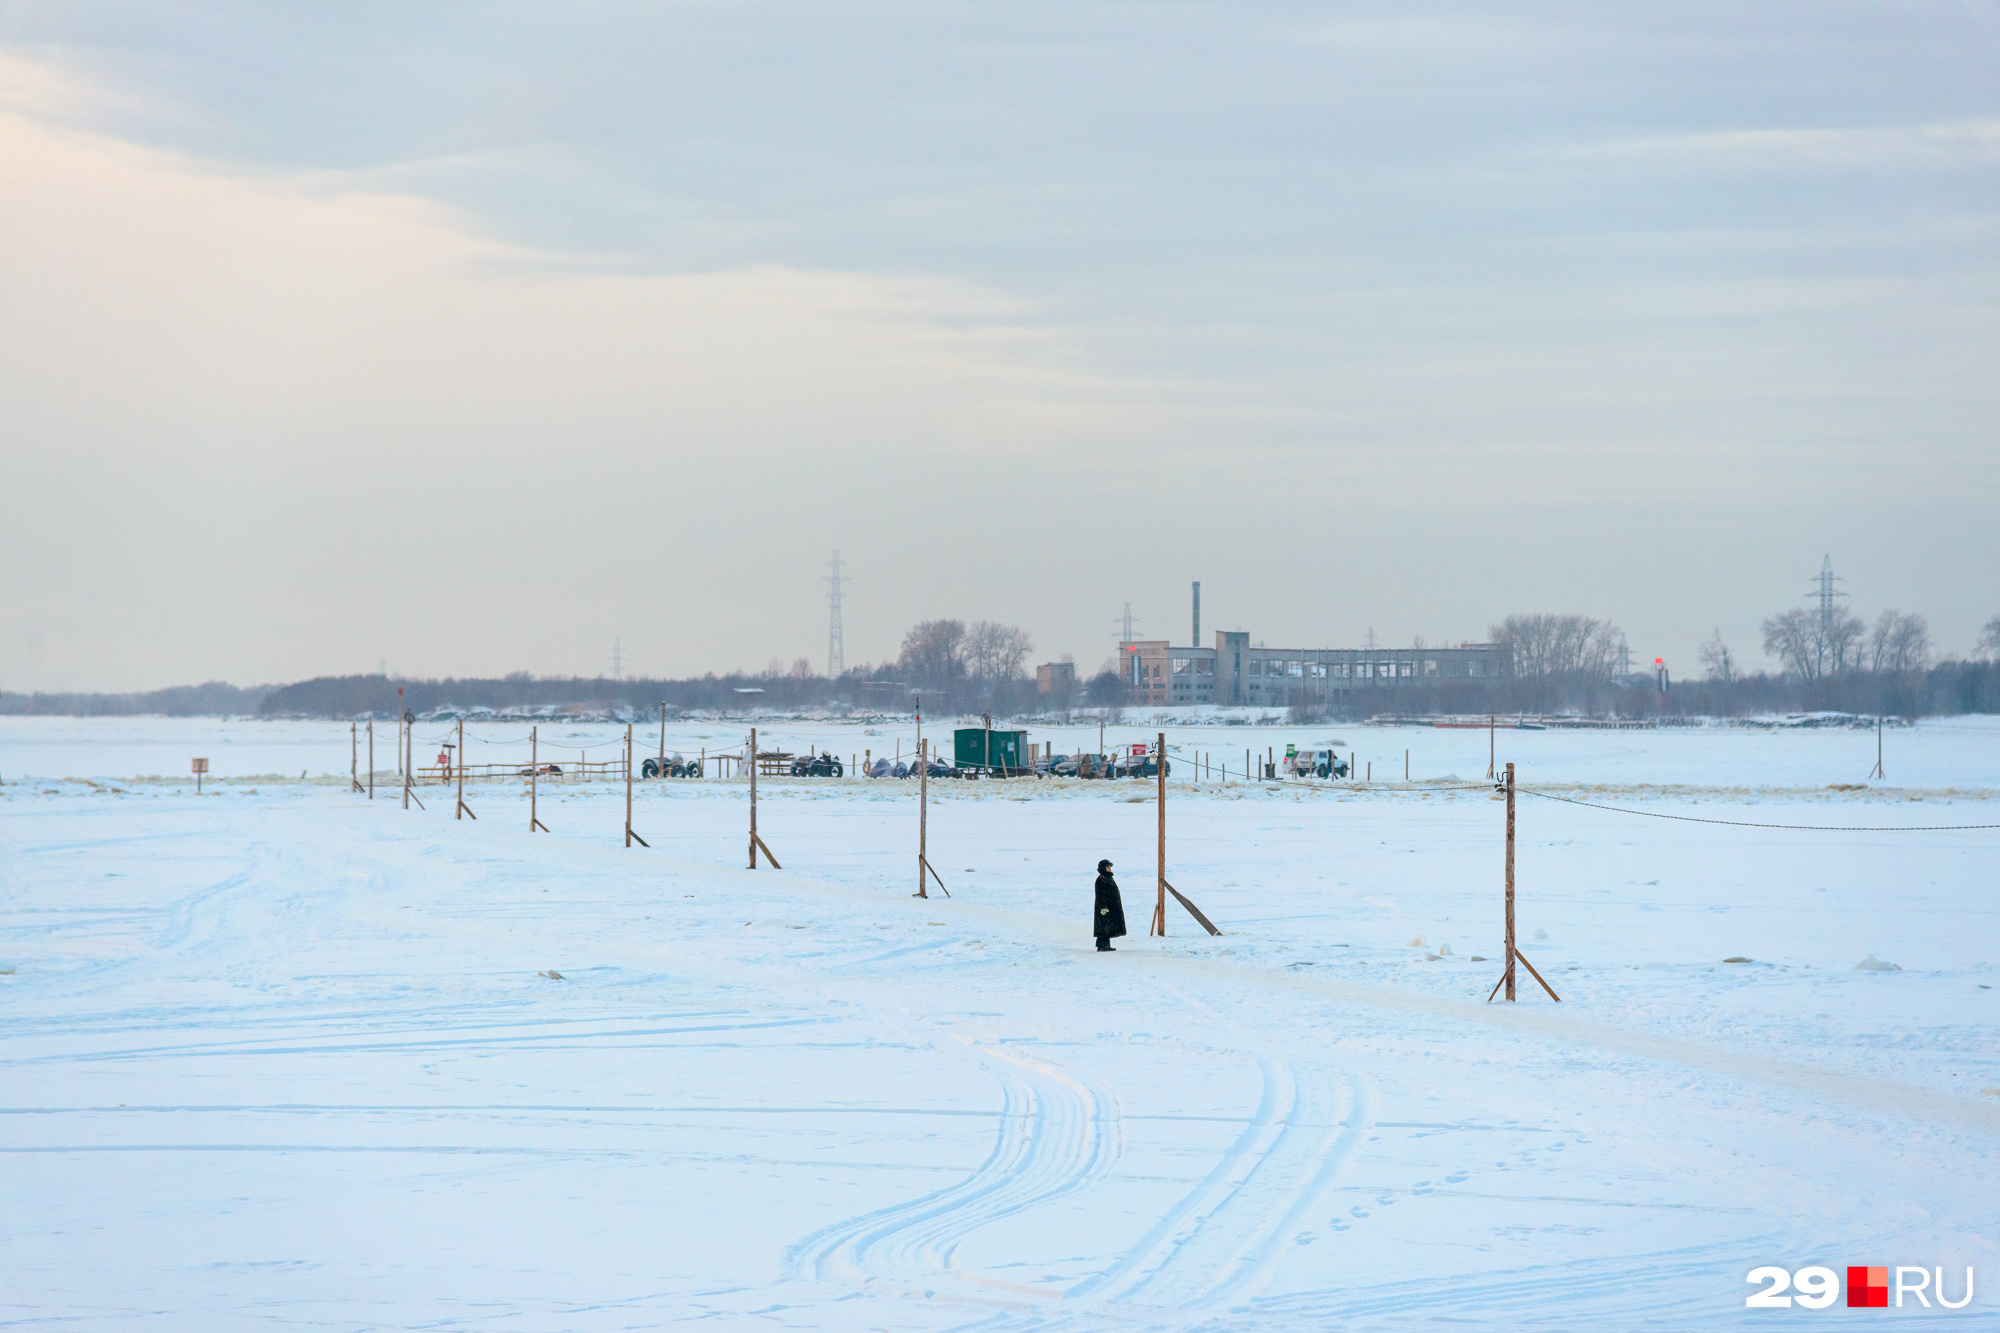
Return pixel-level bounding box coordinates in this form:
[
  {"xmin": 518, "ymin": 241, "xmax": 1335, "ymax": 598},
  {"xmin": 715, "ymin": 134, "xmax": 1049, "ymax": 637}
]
[{"xmin": 1098, "ymin": 859, "xmax": 1113, "ymax": 870}]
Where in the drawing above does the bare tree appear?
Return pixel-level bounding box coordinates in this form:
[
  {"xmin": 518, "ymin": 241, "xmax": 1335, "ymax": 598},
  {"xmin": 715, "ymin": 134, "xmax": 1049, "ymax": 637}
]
[
  {"xmin": 1487, "ymin": 614, "xmax": 1623, "ymax": 683},
  {"xmin": 1762, "ymin": 608, "xmax": 1822, "ymax": 679},
  {"xmin": 1868, "ymin": 611, "xmax": 1931, "ymax": 674},
  {"xmin": 1698, "ymin": 628, "xmax": 1735, "ymax": 683},
  {"xmin": 965, "ymin": 621, "xmax": 1034, "ymax": 681},
  {"xmin": 898, "ymin": 620, "xmax": 967, "ymax": 688},
  {"xmin": 1823, "ymin": 608, "xmax": 1866, "ymax": 673},
  {"xmin": 1979, "ymin": 614, "xmax": 2000, "ymax": 661},
  {"xmin": 1763, "ymin": 604, "xmax": 1865, "ymax": 679}
]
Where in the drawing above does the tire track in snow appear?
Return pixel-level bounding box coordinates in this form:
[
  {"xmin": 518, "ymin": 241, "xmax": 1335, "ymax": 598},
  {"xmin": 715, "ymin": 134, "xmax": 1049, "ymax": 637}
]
[{"xmin": 788, "ymin": 1033, "xmax": 1119, "ymax": 1305}]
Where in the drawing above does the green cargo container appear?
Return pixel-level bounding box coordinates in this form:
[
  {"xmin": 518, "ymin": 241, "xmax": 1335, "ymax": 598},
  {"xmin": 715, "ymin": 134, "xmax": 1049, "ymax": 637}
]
[{"xmin": 954, "ymin": 727, "xmax": 1026, "ymax": 773}]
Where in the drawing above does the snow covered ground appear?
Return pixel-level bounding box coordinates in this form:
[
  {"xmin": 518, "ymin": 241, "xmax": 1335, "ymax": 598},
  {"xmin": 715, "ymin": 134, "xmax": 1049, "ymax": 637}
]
[{"xmin": 2, "ymin": 719, "xmax": 1996, "ymax": 1327}]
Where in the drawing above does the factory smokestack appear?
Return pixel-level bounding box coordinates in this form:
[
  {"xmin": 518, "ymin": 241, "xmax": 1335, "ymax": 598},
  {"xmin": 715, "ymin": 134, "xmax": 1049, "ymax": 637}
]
[{"xmin": 1192, "ymin": 581, "xmax": 1201, "ymax": 647}]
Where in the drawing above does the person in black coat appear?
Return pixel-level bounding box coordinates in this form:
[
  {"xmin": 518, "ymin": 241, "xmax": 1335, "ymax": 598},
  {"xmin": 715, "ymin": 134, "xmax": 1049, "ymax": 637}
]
[{"xmin": 1094, "ymin": 859, "xmax": 1127, "ymax": 951}]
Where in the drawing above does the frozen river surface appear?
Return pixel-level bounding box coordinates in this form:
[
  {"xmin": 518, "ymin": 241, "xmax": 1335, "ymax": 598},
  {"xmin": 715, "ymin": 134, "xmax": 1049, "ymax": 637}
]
[{"xmin": 1, "ymin": 721, "xmax": 1995, "ymax": 1327}]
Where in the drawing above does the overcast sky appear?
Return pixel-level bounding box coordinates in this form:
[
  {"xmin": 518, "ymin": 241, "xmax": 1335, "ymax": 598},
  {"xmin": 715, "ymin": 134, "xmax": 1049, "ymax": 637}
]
[{"xmin": 3, "ymin": 2, "xmax": 1996, "ymax": 692}]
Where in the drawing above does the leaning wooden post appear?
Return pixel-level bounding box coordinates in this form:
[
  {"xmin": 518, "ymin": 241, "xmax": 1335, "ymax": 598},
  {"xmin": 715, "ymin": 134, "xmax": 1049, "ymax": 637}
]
[
  {"xmin": 1152, "ymin": 731, "xmax": 1168, "ymax": 937},
  {"xmin": 1504, "ymin": 761, "xmax": 1517, "ymax": 1001},
  {"xmin": 917, "ymin": 737, "xmax": 929, "ymax": 898},
  {"xmin": 748, "ymin": 726, "xmax": 759, "ymax": 868}
]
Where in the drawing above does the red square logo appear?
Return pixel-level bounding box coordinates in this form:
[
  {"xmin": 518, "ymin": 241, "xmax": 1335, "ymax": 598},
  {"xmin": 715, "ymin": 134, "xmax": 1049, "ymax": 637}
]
[{"xmin": 1848, "ymin": 1266, "xmax": 1888, "ymax": 1307}]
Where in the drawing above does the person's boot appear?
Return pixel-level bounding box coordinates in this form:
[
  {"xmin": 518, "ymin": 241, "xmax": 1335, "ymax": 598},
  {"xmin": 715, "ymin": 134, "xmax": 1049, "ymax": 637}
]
[{"xmin": 1096, "ymin": 940, "xmax": 1114, "ymax": 952}]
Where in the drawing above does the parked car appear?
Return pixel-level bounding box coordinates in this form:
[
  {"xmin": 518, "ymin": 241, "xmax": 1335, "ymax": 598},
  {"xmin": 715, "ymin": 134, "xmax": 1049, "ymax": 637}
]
[
  {"xmin": 1285, "ymin": 748, "xmax": 1349, "ymax": 779},
  {"xmin": 790, "ymin": 752, "xmax": 844, "ymax": 777}
]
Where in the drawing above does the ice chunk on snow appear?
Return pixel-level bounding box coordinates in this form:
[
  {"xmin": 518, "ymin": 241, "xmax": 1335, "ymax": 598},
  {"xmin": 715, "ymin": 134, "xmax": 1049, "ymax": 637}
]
[
  {"xmin": 1408, "ymin": 935, "xmax": 1426, "ymax": 948},
  {"xmin": 1534, "ymin": 928, "xmax": 1548, "ymax": 940},
  {"xmin": 1854, "ymin": 955, "xmax": 1902, "ymax": 972}
]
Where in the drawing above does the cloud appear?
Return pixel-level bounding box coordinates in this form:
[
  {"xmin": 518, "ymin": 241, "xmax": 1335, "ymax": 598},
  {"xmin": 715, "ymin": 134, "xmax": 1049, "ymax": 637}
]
[
  {"xmin": 1568, "ymin": 118, "xmax": 2000, "ymax": 169},
  {"xmin": 0, "ymin": 78, "xmax": 1177, "ymax": 688}
]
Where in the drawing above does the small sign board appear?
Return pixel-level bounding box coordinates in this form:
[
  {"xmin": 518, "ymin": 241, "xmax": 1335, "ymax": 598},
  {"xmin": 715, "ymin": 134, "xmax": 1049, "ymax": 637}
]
[{"xmin": 191, "ymin": 758, "xmax": 209, "ymax": 774}]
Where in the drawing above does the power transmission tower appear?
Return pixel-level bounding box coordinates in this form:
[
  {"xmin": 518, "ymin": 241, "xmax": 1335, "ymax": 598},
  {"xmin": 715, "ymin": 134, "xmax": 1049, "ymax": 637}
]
[
  {"xmin": 1116, "ymin": 602, "xmax": 1140, "ymax": 642},
  {"xmin": 1365, "ymin": 626, "xmax": 1377, "ymax": 651},
  {"xmin": 1811, "ymin": 554, "xmax": 1845, "ymax": 627},
  {"xmin": 609, "ymin": 638, "xmax": 624, "ymax": 681},
  {"xmin": 824, "ymin": 550, "xmax": 849, "ymax": 677}
]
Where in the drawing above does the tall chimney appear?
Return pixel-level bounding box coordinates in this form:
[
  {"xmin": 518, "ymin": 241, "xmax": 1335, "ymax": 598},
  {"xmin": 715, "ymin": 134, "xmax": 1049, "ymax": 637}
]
[{"xmin": 1192, "ymin": 581, "xmax": 1201, "ymax": 647}]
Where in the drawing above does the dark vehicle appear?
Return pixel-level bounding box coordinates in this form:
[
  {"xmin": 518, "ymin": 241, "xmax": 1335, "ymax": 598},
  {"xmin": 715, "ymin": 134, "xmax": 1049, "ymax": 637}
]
[
  {"xmin": 641, "ymin": 756, "xmax": 702, "ymax": 778},
  {"xmin": 909, "ymin": 757, "xmax": 954, "ymax": 779},
  {"xmin": 1121, "ymin": 755, "xmax": 1170, "ymax": 779},
  {"xmin": 790, "ymin": 752, "xmax": 844, "ymax": 777},
  {"xmin": 1048, "ymin": 753, "xmax": 1114, "ymax": 778},
  {"xmin": 519, "ymin": 763, "xmax": 563, "ymax": 776}
]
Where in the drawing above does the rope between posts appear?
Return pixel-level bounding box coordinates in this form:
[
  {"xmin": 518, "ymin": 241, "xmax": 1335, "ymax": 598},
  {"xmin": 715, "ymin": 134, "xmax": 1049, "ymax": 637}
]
[{"xmin": 1514, "ymin": 786, "xmax": 2000, "ymax": 832}]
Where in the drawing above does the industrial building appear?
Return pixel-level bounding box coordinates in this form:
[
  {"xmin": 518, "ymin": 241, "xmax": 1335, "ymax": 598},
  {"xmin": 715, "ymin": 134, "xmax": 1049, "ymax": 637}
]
[
  {"xmin": 1035, "ymin": 661, "xmax": 1077, "ymax": 696},
  {"xmin": 1117, "ymin": 585, "xmax": 1509, "ymax": 707}
]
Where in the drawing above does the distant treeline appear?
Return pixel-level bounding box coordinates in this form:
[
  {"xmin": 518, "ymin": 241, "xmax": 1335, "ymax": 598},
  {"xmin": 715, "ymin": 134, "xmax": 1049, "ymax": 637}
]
[
  {"xmin": 254, "ymin": 671, "xmax": 927, "ymax": 718},
  {"xmin": 5, "ymin": 661, "xmax": 1995, "ymax": 720},
  {"xmin": 0, "ymin": 681, "xmax": 270, "ymax": 717}
]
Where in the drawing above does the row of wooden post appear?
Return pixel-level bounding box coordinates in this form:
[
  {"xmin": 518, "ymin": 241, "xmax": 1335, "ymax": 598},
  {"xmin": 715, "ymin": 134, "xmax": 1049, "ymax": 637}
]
[{"xmin": 353, "ymin": 718, "xmax": 1547, "ymax": 996}]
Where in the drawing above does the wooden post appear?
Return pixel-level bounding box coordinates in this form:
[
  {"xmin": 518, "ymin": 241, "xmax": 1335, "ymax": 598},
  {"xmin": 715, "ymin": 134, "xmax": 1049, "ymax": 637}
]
[
  {"xmin": 1405, "ymin": 749, "xmax": 1410, "ymax": 781},
  {"xmin": 917, "ymin": 737, "xmax": 929, "ymax": 897},
  {"xmin": 1871, "ymin": 716, "xmax": 1885, "ymax": 779},
  {"xmin": 1504, "ymin": 762, "xmax": 1516, "ymax": 1000},
  {"xmin": 1487, "ymin": 714, "xmax": 1496, "ymax": 780},
  {"xmin": 401, "ymin": 704, "xmax": 410, "ymax": 811},
  {"xmin": 1246, "ymin": 748, "xmax": 1250, "ymax": 783},
  {"xmin": 351, "ymin": 722, "xmax": 361, "ymax": 793},
  {"xmin": 625, "ymin": 724, "xmax": 634, "ymax": 847},
  {"xmin": 367, "ymin": 720, "xmax": 374, "ymax": 799},
  {"xmin": 455, "ymin": 719, "xmax": 466, "ymax": 819},
  {"xmin": 1152, "ymin": 732, "xmax": 1167, "ymax": 937},
  {"xmin": 1487, "ymin": 762, "xmax": 1557, "ymax": 1003},
  {"xmin": 659, "ymin": 703, "xmax": 667, "ymax": 770},
  {"xmin": 530, "ymin": 726, "xmax": 547, "ymax": 831},
  {"xmin": 984, "ymin": 709, "xmax": 992, "ymax": 777},
  {"xmin": 749, "ymin": 726, "xmax": 759, "ymax": 868}
]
